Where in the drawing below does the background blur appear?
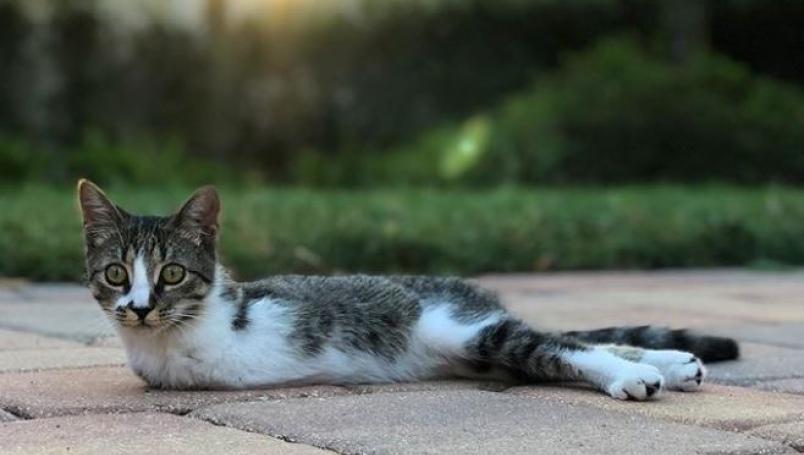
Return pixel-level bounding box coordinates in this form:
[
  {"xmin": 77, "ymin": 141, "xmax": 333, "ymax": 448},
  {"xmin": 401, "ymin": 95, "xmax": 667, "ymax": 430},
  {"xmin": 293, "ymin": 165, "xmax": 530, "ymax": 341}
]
[{"xmin": 1, "ymin": 0, "xmax": 803, "ymax": 281}]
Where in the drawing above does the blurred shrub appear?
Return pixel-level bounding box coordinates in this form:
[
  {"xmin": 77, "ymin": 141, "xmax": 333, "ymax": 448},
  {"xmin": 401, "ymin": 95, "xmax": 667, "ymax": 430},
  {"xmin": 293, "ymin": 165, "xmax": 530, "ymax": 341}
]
[
  {"xmin": 2, "ymin": 0, "xmax": 804, "ymax": 185},
  {"xmin": 0, "ymin": 0, "xmax": 640, "ymax": 182},
  {"xmin": 0, "ymin": 137, "xmax": 46, "ymax": 183},
  {"xmin": 294, "ymin": 115, "xmax": 494, "ymax": 187},
  {"xmin": 376, "ymin": 38, "xmax": 804, "ymax": 185},
  {"xmin": 709, "ymin": 0, "xmax": 804, "ymax": 83},
  {"xmin": 0, "ymin": 131, "xmax": 236, "ymax": 187},
  {"xmin": 66, "ymin": 130, "xmax": 234, "ymax": 186}
]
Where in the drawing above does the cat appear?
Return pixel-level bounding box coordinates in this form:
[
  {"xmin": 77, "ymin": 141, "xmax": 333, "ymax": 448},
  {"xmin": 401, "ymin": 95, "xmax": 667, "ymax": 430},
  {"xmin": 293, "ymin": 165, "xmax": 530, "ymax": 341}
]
[{"xmin": 77, "ymin": 180, "xmax": 738, "ymax": 400}]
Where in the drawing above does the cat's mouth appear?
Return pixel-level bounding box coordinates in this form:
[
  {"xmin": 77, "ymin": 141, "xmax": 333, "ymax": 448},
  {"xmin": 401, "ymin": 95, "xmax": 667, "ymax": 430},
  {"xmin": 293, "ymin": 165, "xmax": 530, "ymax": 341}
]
[
  {"xmin": 107, "ymin": 303, "xmax": 201, "ymax": 332},
  {"xmin": 112, "ymin": 307, "xmax": 173, "ymax": 330},
  {"xmin": 116, "ymin": 318, "xmax": 166, "ymax": 330},
  {"xmin": 116, "ymin": 318, "xmax": 187, "ymax": 336}
]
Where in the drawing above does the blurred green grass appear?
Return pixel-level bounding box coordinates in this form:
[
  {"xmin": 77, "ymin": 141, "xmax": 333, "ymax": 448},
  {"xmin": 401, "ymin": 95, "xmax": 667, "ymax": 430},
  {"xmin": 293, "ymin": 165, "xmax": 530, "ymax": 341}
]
[{"xmin": 2, "ymin": 185, "xmax": 803, "ymax": 281}]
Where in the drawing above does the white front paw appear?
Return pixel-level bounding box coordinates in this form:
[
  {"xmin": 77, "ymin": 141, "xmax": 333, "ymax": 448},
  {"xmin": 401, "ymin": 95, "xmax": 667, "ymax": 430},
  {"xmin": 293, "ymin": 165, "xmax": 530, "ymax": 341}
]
[
  {"xmin": 641, "ymin": 350, "xmax": 706, "ymax": 391},
  {"xmin": 606, "ymin": 364, "xmax": 665, "ymax": 401}
]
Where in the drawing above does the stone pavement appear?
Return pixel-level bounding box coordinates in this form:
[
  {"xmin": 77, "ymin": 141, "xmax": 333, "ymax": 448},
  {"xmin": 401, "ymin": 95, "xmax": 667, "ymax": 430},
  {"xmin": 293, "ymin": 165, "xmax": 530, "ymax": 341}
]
[{"xmin": 0, "ymin": 270, "xmax": 802, "ymax": 454}]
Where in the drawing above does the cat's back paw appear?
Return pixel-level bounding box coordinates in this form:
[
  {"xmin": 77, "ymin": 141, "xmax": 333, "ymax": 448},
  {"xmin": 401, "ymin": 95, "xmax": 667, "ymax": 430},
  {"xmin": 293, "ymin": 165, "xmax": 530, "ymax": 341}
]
[
  {"xmin": 641, "ymin": 350, "xmax": 706, "ymax": 392},
  {"xmin": 606, "ymin": 363, "xmax": 665, "ymax": 401}
]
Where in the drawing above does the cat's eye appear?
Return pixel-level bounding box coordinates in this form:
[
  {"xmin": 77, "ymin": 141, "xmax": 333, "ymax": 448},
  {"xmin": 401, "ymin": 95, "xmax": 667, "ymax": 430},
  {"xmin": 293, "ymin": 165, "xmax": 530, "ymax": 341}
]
[
  {"xmin": 105, "ymin": 264, "xmax": 128, "ymax": 286},
  {"xmin": 161, "ymin": 264, "xmax": 186, "ymax": 285}
]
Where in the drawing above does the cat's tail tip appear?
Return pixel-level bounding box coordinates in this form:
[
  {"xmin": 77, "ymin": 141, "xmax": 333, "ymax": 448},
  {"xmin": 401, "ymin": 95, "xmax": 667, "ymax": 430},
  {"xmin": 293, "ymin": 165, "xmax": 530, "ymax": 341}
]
[{"xmin": 690, "ymin": 333, "xmax": 740, "ymax": 362}]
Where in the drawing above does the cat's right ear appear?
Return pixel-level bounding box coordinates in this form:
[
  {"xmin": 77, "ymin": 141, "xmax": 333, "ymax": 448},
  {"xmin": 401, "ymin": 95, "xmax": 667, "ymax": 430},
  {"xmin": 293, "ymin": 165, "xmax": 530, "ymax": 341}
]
[
  {"xmin": 171, "ymin": 185, "xmax": 220, "ymax": 244},
  {"xmin": 77, "ymin": 179, "xmax": 126, "ymax": 246}
]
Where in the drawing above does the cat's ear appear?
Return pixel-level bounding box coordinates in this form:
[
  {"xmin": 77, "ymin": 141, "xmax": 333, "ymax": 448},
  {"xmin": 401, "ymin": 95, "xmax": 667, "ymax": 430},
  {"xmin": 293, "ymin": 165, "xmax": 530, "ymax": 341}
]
[
  {"xmin": 173, "ymin": 185, "xmax": 220, "ymax": 241},
  {"xmin": 77, "ymin": 179, "xmax": 126, "ymax": 246}
]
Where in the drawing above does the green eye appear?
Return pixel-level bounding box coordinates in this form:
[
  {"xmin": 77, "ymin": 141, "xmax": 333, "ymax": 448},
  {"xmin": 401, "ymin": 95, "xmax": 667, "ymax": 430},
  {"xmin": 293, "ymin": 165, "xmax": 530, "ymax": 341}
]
[
  {"xmin": 105, "ymin": 264, "xmax": 128, "ymax": 286},
  {"xmin": 161, "ymin": 264, "xmax": 186, "ymax": 285}
]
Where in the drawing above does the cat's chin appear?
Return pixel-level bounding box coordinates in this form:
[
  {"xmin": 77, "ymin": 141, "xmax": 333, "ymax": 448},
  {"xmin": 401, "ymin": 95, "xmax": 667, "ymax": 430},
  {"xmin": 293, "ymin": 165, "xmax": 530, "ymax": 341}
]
[{"xmin": 117, "ymin": 322, "xmax": 171, "ymax": 334}]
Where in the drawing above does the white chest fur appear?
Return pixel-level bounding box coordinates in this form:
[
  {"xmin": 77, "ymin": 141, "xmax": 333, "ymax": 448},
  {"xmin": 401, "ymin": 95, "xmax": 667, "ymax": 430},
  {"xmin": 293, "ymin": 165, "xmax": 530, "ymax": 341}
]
[{"xmin": 119, "ymin": 294, "xmax": 301, "ymax": 389}]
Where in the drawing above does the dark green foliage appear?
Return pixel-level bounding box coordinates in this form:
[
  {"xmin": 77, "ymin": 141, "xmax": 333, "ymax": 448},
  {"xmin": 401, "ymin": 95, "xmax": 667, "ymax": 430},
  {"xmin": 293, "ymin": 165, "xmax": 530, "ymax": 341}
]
[
  {"xmin": 2, "ymin": 185, "xmax": 804, "ymax": 281},
  {"xmin": 0, "ymin": 1, "xmax": 30, "ymax": 132},
  {"xmin": 1, "ymin": 0, "xmax": 803, "ymax": 187},
  {"xmin": 0, "ymin": 131, "xmax": 235, "ymax": 187},
  {"xmin": 379, "ymin": 38, "xmax": 804, "ymax": 186},
  {"xmin": 709, "ymin": 0, "xmax": 804, "ymax": 83},
  {"xmin": 300, "ymin": 0, "xmax": 628, "ymax": 149},
  {"xmin": 5, "ymin": 0, "xmax": 803, "ymax": 186},
  {"xmin": 0, "ymin": 0, "xmax": 632, "ymax": 181},
  {"xmin": 0, "ymin": 137, "xmax": 42, "ymax": 182}
]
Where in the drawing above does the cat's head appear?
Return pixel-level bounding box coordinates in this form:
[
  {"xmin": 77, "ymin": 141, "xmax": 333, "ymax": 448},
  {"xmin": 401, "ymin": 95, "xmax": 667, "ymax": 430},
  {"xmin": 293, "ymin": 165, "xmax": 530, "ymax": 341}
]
[{"xmin": 77, "ymin": 180, "xmax": 220, "ymax": 332}]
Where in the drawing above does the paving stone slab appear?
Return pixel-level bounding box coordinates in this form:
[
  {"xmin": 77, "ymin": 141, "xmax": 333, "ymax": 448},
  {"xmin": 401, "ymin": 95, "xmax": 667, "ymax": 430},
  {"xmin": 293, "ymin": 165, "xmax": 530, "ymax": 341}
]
[
  {"xmin": 478, "ymin": 271, "xmax": 804, "ymax": 328},
  {"xmin": 0, "ymin": 289, "xmax": 22, "ymax": 304},
  {"xmin": 0, "ymin": 366, "xmax": 349, "ymax": 418},
  {"xmin": 0, "ymin": 302, "xmax": 114, "ymax": 341},
  {"xmin": 711, "ymin": 323, "xmax": 804, "ymax": 349},
  {"xmin": 86, "ymin": 335, "xmax": 123, "ymax": 348},
  {"xmin": 0, "ymin": 409, "xmax": 17, "ymax": 422},
  {"xmin": 478, "ymin": 270, "xmax": 804, "ymax": 294},
  {"xmin": 193, "ymin": 390, "xmax": 792, "ymax": 455},
  {"xmin": 0, "ymin": 279, "xmax": 26, "ymax": 301},
  {"xmin": 15, "ymin": 283, "xmax": 94, "ymax": 304},
  {"xmin": 752, "ymin": 378, "xmax": 804, "ymax": 395},
  {"xmin": 748, "ymin": 421, "xmax": 804, "ymax": 452},
  {"xmin": 499, "ymin": 293, "xmax": 746, "ymax": 330},
  {"xmin": 0, "ymin": 412, "xmax": 327, "ymax": 454},
  {"xmin": 502, "ymin": 290, "xmax": 804, "ymax": 329},
  {"xmin": 347, "ymin": 379, "xmax": 509, "ymax": 394},
  {"xmin": 516, "ymin": 304, "xmax": 753, "ymax": 332},
  {"xmin": 707, "ymin": 343, "xmax": 804, "ymax": 386},
  {"xmin": 0, "ymin": 347, "xmax": 126, "ymax": 373},
  {"xmin": 508, "ymin": 384, "xmax": 804, "ymax": 432},
  {"xmin": 0, "ymin": 329, "xmax": 83, "ymax": 351}
]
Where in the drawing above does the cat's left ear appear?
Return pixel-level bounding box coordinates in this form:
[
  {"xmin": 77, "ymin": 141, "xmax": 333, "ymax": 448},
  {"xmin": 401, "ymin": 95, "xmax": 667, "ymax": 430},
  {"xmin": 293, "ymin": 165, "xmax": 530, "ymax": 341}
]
[
  {"xmin": 77, "ymin": 179, "xmax": 128, "ymax": 247},
  {"xmin": 173, "ymin": 185, "xmax": 220, "ymax": 242}
]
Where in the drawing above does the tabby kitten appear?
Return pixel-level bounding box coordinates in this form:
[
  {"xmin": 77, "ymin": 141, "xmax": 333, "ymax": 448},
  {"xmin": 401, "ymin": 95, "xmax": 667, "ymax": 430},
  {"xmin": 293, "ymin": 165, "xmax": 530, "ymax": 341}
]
[{"xmin": 78, "ymin": 180, "xmax": 738, "ymax": 400}]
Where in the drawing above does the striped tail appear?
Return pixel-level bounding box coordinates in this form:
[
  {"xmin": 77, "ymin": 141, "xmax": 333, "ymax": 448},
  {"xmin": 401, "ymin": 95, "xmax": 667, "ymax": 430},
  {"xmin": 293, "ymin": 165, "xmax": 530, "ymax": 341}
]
[{"xmin": 562, "ymin": 326, "xmax": 739, "ymax": 362}]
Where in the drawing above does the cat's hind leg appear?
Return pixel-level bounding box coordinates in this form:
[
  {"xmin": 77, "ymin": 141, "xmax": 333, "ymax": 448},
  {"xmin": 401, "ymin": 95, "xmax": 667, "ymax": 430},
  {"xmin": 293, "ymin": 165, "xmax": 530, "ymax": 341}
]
[{"xmin": 463, "ymin": 318, "xmax": 666, "ymax": 400}]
